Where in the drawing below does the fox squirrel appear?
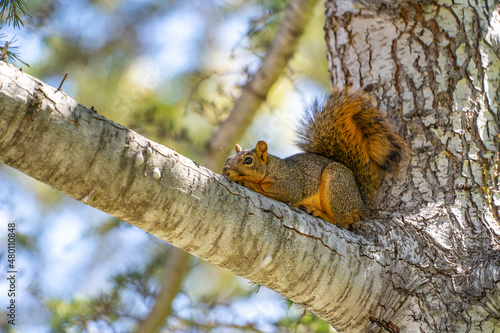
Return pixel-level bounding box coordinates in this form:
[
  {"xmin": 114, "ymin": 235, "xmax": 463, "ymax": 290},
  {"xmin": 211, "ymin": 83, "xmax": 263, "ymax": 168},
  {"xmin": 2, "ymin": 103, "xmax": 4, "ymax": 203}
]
[{"xmin": 222, "ymin": 90, "xmax": 407, "ymax": 228}]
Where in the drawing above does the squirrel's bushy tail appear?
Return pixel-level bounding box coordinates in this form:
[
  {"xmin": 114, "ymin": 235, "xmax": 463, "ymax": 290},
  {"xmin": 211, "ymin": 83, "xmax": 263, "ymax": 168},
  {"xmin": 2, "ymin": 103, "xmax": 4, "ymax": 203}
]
[{"xmin": 296, "ymin": 89, "xmax": 407, "ymax": 205}]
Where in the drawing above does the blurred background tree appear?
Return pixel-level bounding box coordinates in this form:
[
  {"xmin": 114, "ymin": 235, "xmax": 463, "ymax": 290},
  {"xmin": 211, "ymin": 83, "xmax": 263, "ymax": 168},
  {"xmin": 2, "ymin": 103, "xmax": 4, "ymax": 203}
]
[{"xmin": 0, "ymin": 0, "xmax": 331, "ymax": 331}]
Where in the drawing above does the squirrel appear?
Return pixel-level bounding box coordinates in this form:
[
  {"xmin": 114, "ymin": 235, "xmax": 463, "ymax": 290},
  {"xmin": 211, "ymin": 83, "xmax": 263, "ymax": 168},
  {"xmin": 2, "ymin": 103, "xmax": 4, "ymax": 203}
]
[{"xmin": 221, "ymin": 89, "xmax": 407, "ymax": 228}]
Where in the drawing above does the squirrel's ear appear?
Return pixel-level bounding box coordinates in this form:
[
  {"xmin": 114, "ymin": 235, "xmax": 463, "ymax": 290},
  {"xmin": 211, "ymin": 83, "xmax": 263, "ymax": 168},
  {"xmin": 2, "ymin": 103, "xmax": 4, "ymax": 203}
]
[
  {"xmin": 255, "ymin": 140, "xmax": 268, "ymax": 163},
  {"xmin": 235, "ymin": 144, "xmax": 242, "ymax": 153}
]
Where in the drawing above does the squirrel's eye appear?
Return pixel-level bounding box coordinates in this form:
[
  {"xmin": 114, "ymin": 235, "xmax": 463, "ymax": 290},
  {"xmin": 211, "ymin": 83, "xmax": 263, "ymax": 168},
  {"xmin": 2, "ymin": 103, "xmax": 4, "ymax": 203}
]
[{"xmin": 243, "ymin": 157, "xmax": 253, "ymax": 165}]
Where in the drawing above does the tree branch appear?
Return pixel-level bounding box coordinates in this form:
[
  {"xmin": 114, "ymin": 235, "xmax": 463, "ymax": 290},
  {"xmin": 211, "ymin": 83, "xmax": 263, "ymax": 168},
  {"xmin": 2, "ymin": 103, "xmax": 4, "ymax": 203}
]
[
  {"xmin": 0, "ymin": 61, "xmax": 392, "ymax": 331},
  {"xmin": 134, "ymin": 248, "xmax": 191, "ymax": 332},
  {"xmin": 205, "ymin": 0, "xmax": 320, "ymax": 171}
]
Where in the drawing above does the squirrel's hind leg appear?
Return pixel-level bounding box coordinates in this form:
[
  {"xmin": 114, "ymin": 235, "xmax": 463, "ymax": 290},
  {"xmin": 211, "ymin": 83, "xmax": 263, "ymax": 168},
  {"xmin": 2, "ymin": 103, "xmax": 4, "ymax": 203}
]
[
  {"xmin": 292, "ymin": 162, "xmax": 367, "ymax": 229},
  {"xmin": 320, "ymin": 163, "xmax": 367, "ymax": 229}
]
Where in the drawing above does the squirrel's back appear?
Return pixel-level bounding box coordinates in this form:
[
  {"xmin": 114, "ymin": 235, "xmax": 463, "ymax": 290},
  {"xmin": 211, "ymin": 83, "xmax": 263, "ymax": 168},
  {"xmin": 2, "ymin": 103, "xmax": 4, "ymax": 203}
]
[{"xmin": 296, "ymin": 89, "xmax": 407, "ymax": 205}]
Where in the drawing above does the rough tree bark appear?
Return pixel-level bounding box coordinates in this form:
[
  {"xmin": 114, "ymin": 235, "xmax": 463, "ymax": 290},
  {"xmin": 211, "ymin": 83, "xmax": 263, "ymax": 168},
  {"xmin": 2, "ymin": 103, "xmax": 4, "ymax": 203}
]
[
  {"xmin": 324, "ymin": 0, "xmax": 500, "ymax": 331},
  {"xmin": 0, "ymin": 1, "xmax": 499, "ymax": 333}
]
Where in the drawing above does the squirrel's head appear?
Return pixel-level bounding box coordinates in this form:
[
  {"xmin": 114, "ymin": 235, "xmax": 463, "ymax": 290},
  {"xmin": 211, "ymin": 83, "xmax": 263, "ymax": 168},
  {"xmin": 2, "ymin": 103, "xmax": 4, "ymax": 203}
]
[{"xmin": 222, "ymin": 140, "xmax": 269, "ymax": 185}]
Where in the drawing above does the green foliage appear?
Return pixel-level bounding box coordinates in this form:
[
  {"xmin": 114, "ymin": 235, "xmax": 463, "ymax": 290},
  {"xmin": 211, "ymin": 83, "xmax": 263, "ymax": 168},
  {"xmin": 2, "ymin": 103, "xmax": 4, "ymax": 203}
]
[
  {"xmin": 249, "ymin": 281, "xmax": 261, "ymax": 294},
  {"xmin": 0, "ymin": 35, "xmax": 27, "ymax": 65},
  {"xmin": 0, "ymin": 0, "xmax": 31, "ymax": 65},
  {"xmin": 0, "ymin": 0, "xmax": 30, "ymax": 28},
  {"xmin": 47, "ymin": 294, "xmax": 121, "ymax": 333},
  {"xmin": 278, "ymin": 308, "xmax": 333, "ymax": 333},
  {"xmin": 14, "ymin": 229, "xmax": 35, "ymax": 250},
  {"xmin": 90, "ymin": 217, "xmax": 126, "ymax": 236},
  {"xmin": 46, "ymin": 247, "xmax": 170, "ymax": 332},
  {"xmin": 246, "ymin": 2, "xmax": 285, "ymax": 51}
]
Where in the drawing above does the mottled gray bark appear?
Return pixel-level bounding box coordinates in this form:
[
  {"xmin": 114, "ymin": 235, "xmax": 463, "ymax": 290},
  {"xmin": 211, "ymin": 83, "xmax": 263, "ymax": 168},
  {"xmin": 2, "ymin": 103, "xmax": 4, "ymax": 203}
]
[{"xmin": 325, "ymin": 0, "xmax": 500, "ymax": 331}]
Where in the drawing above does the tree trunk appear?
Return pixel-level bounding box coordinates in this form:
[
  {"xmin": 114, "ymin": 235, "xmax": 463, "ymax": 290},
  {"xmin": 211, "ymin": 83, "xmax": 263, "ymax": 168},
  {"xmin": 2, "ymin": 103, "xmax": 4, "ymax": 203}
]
[
  {"xmin": 324, "ymin": 0, "xmax": 500, "ymax": 331},
  {"xmin": 0, "ymin": 0, "xmax": 499, "ymax": 331}
]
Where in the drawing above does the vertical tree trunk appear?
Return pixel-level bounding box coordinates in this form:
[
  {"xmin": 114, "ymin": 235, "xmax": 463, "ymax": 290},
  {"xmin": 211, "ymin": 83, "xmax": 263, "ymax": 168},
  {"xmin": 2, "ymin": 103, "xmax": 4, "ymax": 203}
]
[{"xmin": 324, "ymin": 0, "xmax": 500, "ymax": 331}]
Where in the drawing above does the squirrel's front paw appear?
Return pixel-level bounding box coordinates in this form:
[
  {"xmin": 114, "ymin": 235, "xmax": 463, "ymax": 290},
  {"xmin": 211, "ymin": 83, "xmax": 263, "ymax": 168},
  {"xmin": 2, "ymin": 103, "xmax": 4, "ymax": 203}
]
[
  {"xmin": 297, "ymin": 204, "xmax": 336, "ymax": 225},
  {"xmin": 299, "ymin": 205, "xmax": 318, "ymax": 217}
]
